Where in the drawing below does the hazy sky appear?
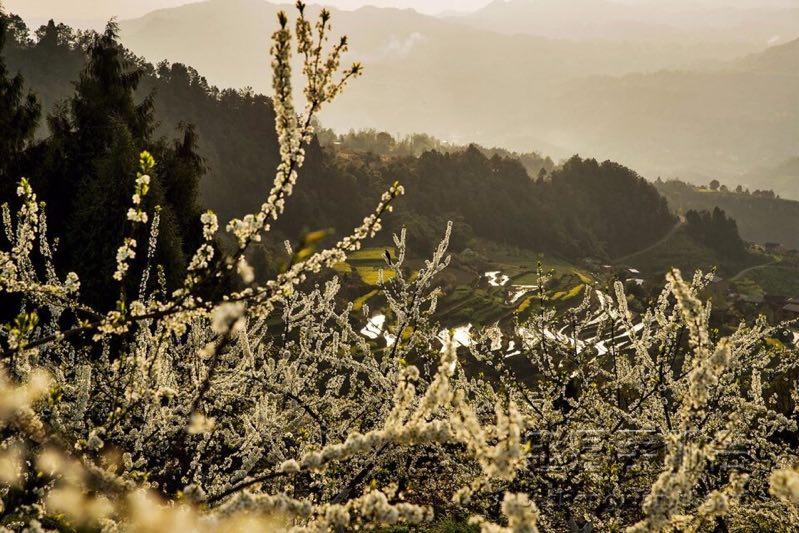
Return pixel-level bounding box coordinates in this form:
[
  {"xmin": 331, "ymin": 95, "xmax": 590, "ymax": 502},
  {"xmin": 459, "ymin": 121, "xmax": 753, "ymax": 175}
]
[
  {"xmin": 4, "ymin": 0, "xmax": 494, "ymax": 24},
  {"xmin": 6, "ymin": 0, "xmax": 797, "ymax": 27},
  {"xmin": 302, "ymin": 0, "xmax": 494, "ymax": 14}
]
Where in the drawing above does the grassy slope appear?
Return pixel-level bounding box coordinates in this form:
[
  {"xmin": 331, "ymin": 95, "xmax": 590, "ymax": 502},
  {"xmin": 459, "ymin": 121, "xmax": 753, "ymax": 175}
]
[
  {"xmin": 335, "ymin": 241, "xmax": 593, "ymax": 330},
  {"xmin": 337, "ymin": 230, "xmax": 799, "ymax": 336},
  {"xmin": 656, "ymin": 183, "xmax": 799, "ymax": 250},
  {"xmin": 739, "ymin": 265, "xmax": 799, "ymax": 298},
  {"xmin": 620, "ymin": 229, "xmax": 763, "ymax": 279}
]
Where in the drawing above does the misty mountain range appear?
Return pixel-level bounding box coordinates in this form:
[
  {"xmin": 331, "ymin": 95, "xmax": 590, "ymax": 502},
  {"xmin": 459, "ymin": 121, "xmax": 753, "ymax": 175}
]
[
  {"xmin": 21, "ymin": 0, "xmax": 793, "ymax": 188},
  {"xmin": 453, "ymin": 0, "xmax": 799, "ymax": 45},
  {"xmin": 115, "ymin": 0, "xmax": 799, "ymax": 185}
]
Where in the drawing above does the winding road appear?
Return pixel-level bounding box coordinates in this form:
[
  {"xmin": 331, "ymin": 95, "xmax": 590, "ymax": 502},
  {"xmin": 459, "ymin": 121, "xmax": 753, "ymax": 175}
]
[
  {"xmin": 730, "ymin": 259, "xmax": 780, "ymax": 281},
  {"xmin": 613, "ymin": 217, "xmax": 686, "ymax": 265}
]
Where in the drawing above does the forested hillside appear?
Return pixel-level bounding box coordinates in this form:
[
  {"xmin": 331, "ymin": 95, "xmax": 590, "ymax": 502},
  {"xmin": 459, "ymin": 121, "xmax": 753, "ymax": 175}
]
[
  {"xmin": 316, "ymin": 127, "xmax": 556, "ymax": 178},
  {"xmin": 319, "ymin": 149, "xmax": 674, "ymax": 258},
  {"xmin": 2, "ymin": 13, "xmax": 676, "ymax": 267},
  {"xmin": 1, "ymin": 16, "xmax": 285, "ymax": 224},
  {"xmin": 656, "ymin": 179, "xmax": 799, "ymax": 250},
  {"xmin": 1, "ymin": 18, "xmax": 207, "ymax": 307}
]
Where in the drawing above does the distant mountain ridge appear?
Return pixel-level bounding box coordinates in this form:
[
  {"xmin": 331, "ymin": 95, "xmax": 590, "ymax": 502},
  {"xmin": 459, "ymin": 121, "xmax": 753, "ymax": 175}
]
[
  {"xmin": 5, "ymin": 0, "xmax": 191, "ymax": 29},
  {"xmin": 115, "ymin": 0, "xmax": 799, "ymax": 183},
  {"xmin": 119, "ymin": 0, "xmax": 759, "ymax": 88},
  {"xmin": 742, "ymin": 157, "xmax": 799, "ymax": 201},
  {"xmin": 456, "ymin": 0, "xmax": 799, "ymax": 45},
  {"xmin": 541, "ymin": 37, "xmax": 799, "ymax": 180},
  {"xmin": 740, "ymin": 36, "xmax": 799, "ymax": 71}
]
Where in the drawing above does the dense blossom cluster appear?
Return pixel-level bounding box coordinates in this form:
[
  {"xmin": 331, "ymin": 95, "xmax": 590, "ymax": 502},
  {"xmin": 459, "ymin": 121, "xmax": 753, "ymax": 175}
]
[{"xmin": 0, "ymin": 3, "xmax": 798, "ymax": 531}]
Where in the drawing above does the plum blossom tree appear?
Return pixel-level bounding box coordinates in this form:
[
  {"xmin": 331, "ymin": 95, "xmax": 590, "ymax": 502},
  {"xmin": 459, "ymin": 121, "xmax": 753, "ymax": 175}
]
[{"xmin": 0, "ymin": 3, "xmax": 797, "ymax": 532}]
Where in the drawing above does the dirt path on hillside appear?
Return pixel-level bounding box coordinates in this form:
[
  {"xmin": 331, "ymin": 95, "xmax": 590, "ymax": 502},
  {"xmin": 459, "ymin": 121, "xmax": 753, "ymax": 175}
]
[
  {"xmin": 730, "ymin": 260, "xmax": 780, "ymax": 281},
  {"xmin": 613, "ymin": 217, "xmax": 685, "ymax": 265}
]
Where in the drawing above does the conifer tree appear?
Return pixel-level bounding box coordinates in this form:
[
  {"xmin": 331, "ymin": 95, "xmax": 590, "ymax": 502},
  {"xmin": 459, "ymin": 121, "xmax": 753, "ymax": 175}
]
[
  {"xmin": 154, "ymin": 123, "xmax": 205, "ymax": 256},
  {"xmin": 34, "ymin": 23, "xmax": 200, "ymax": 307},
  {"xmin": 0, "ymin": 13, "xmax": 40, "ymax": 200}
]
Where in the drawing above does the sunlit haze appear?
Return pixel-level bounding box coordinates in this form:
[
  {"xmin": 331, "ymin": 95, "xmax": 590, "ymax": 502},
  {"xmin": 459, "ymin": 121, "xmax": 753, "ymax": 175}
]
[
  {"xmin": 10, "ymin": 0, "xmax": 797, "ymax": 26},
  {"xmin": 6, "ymin": 0, "xmax": 494, "ymax": 25}
]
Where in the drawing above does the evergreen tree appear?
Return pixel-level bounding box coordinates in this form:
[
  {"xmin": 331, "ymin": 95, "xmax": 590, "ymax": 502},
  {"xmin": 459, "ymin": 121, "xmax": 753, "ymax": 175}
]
[
  {"xmin": 33, "ymin": 23, "xmax": 200, "ymax": 307},
  {"xmin": 154, "ymin": 123, "xmax": 205, "ymax": 255},
  {"xmin": 0, "ymin": 13, "xmax": 40, "ymax": 200},
  {"xmin": 685, "ymin": 207, "xmax": 746, "ymax": 259}
]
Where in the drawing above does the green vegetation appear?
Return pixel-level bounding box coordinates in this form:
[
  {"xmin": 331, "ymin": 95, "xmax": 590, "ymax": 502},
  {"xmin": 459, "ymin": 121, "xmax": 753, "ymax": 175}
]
[
  {"xmin": 625, "ymin": 228, "xmax": 761, "ymax": 278},
  {"xmin": 657, "ymin": 179, "xmax": 799, "ymax": 250},
  {"xmin": 1, "ymin": 14, "xmax": 678, "ymax": 275},
  {"xmin": 0, "ymin": 16, "xmax": 39, "ymax": 201},
  {"xmin": 355, "ymin": 266, "xmax": 397, "ymax": 286},
  {"xmin": 739, "ymin": 265, "xmax": 799, "ymax": 298},
  {"xmin": 732, "ymin": 278, "xmax": 766, "ymax": 302},
  {"xmin": 339, "ymin": 247, "xmax": 398, "ymax": 286},
  {"xmin": 374, "ymin": 151, "xmax": 675, "ymax": 259},
  {"xmin": 352, "ymin": 289, "xmax": 379, "ymax": 311},
  {"xmin": 349, "ymin": 247, "xmax": 396, "ymax": 262},
  {"xmin": 684, "ymin": 207, "xmax": 747, "ymax": 260},
  {"xmin": 319, "ymin": 127, "xmax": 555, "ymax": 179},
  {"xmin": 1, "ymin": 18, "xmax": 206, "ymax": 307}
]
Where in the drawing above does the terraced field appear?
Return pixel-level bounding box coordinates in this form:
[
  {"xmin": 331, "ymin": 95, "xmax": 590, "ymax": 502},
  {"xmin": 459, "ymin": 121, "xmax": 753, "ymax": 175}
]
[{"xmin": 335, "ymin": 247, "xmax": 398, "ymax": 286}]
